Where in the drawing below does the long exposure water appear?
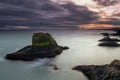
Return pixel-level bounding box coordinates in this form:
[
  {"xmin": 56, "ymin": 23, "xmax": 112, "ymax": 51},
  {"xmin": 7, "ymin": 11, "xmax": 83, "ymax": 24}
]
[{"xmin": 0, "ymin": 30, "xmax": 120, "ymax": 80}]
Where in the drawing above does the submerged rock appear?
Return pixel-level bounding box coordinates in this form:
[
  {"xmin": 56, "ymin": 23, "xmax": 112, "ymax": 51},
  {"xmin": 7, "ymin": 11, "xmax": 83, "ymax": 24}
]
[
  {"xmin": 73, "ymin": 60, "xmax": 120, "ymax": 80},
  {"xmin": 5, "ymin": 32, "xmax": 69, "ymax": 61},
  {"xmin": 53, "ymin": 65, "xmax": 59, "ymax": 70}
]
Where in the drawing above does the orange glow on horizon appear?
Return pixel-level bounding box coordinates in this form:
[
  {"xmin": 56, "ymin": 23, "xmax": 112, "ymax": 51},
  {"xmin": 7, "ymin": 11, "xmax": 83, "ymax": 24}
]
[
  {"xmin": 81, "ymin": 24, "xmax": 115, "ymax": 29},
  {"xmin": 6, "ymin": 26, "xmax": 30, "ymax": 29}
]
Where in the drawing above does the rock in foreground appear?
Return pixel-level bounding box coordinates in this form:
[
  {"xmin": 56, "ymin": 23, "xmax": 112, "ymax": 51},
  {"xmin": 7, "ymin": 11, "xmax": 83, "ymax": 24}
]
[
  {"xmin": 73, "ymin": 60, "xmax": 120, "ymax": 80},
  {"xmin": 5, "ymin": 32, "xmax": 69, "ymax": 61}
]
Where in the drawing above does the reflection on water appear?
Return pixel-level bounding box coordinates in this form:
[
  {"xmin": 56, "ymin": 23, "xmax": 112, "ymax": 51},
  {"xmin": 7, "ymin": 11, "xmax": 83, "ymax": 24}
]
[{"xmin": 0, "ymin": 30, "xmax": 119, "ymax": 80}]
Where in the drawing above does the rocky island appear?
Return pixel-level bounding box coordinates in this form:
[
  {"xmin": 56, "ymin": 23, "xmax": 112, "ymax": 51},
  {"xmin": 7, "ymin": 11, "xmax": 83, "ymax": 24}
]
[
  {"xmin": 5, "ymin": 32, "xmax": 69, "ymax": 61},
  {"xmin": 98, "ymin": 33, "xmax": 120, "ymax": 47},
  {"xmin": 99, "ymin": 35, "xmax": 120, "ymax": 42},
  {"xmin": 73, "ymin": 59, "xmax": 120, "ymax": 80},
  {"xmin": 98, "ymin": 42, "xmax": 120, "ymax": 47},
  {"xmin": 111, "ymin": 28, "xmax": 120, "ymax": 36}
]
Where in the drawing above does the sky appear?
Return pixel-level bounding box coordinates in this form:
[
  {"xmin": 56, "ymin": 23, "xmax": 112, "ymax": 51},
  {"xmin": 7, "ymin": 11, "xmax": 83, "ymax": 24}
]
[{"xmin": 0, "ymin": 0, "xmax": 119, "ymax": 30}]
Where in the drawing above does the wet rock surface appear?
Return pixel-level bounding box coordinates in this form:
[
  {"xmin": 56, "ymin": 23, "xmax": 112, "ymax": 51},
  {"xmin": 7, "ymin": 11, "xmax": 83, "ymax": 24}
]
[{"xmin": 73, "ymin": 60, "xmax": 120, "ymax": 80}]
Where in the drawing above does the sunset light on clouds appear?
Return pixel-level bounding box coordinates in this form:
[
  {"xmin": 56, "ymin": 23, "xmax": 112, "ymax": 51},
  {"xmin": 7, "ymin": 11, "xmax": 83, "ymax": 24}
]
[
  {"xmin": 0, "ymin": 0, "xmax": 119, "ymax": 29},
  {"xmin": 1, "ymin": 1, "xmax": 120, "ymax": 80}
]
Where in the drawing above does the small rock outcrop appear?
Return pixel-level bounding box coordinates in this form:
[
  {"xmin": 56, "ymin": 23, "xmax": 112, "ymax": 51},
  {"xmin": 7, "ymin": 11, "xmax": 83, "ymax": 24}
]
[
  {"xmin": 98, "ymin": 41, "xmax": 120, "ymax": 47},
  {"xmin": 5, "ymin": 32, "xmax": 69, "ymax": 61},
  {"xmin": 73, "ymin": 60, "xmax": 120, "ymax": 80},
  {"xmin": 99, "ymin": 36, "xmax": 120, "ymax": 42},
  {"xmin": 101, "ymin": 33, "xmax": 110, "ymax": 36},
  {"xmin": 53, "ymin": 65, "xmax": 59, "ymax": 70},
  {"xmin": 111, "ymin": 28, "xmax": 120, "ymax": 36},
  {"xmin": 98, "ymin": 33, "xmax": 120, "ymax": 47}
]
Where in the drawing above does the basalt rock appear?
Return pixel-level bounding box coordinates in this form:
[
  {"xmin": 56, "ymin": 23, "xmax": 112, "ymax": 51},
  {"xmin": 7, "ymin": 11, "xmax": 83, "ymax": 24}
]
[
  {"xmin": 73, "ymin": 60, "xmax": 120, "ymax": 80},
  {"xmin": 5, "ymin": 32, "xmax": 69, "ymax": 61}
]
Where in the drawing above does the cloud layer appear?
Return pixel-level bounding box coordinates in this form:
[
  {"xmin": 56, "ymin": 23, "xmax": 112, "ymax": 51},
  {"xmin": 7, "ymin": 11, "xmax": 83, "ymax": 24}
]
[
  {"xmin": 93, "ymin": 0, "xmax": 120, "ymax": 7},
  {"xmin": 0, "ymin": 0, "xmax": 100, "ymax": 29},
  {"xmin": 0, "ymin": 0, "xmax": 119, "ymax": 29}
]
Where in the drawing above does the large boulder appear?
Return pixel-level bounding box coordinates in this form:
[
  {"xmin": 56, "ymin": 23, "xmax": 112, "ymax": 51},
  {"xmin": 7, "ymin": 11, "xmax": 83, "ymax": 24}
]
[
  {"xmin": 5, "ymin": 32, "xmax": 69, "ymax": 61},
  {"xmin": 99, "ymin": 60, "xmax": 120, "ymax": 80},
  {"xmin": 73, "ymin": 60, "xmax": 120, "ymax": 80}
]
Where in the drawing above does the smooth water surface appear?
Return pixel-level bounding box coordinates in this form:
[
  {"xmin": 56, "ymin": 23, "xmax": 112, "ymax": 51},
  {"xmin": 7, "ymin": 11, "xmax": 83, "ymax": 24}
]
[{"xmin": 0, "ymin": 30, "xmax": 120, "ymax": 80}]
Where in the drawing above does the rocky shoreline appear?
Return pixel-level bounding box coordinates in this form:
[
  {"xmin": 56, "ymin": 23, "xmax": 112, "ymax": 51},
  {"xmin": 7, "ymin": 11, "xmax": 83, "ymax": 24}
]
[
  {"xmin": 5, "ymin": 32, "xmax": 69, "ymax": 61},
  {"xmin": 73, "ymin": 60, "xmax": 120, "ymax": 80}
]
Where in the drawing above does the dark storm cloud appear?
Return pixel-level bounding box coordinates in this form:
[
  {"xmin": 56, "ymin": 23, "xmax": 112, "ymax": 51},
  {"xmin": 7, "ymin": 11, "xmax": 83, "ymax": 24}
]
[
  {"xmin": 93, "ymin": 0, "xmax": 120, "ymax": 7},
  {"xmin": 0, "ymin": 0, "xmax": 67, "ymax": 19},
  {"xmin": 57, "ymin": 2, "xmax": 99, "ymax": 24},
  {"xmin": 0, "ymin": 0, "xmax": 100, "ymax": 29},
  {"xmin": 96, "ymin": 18, "xmax": 120, "ymax": 26},
  {"xmin": 0, "ymin": 8, "xmax": 39, "ymax": 19}
]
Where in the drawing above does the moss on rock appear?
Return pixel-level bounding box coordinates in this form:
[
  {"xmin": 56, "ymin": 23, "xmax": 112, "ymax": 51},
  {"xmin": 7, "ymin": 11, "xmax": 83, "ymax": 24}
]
[
  {"xmin": 73, "ymin": 60, "xmax": 120, "ymax": 80},
  {"xmin": 32, "ymin": 32, "xmax": 57, "ymax": 47}
]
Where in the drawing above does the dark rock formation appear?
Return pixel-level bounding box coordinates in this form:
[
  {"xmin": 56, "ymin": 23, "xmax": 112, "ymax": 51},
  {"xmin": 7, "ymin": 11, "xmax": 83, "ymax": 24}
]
[
  {"xmin": 101, "ymin": 33, "xmax": 110, "ymax": 36},
  {"xmin": 47, "ymin": 64, "xmax": 59, "ymax": 70},
  {"xmin": 60, "ymin": 46, "xmax": 69, "ymax": 50},
  {"xmin": 99, "ymin": 37, "xmax": 120, "ymax": 42},
  {"xmin": 111, "ymin": 28, "xmax": 120, "ymax": 36},
  {"xmin": 32, "ymin": 32, "xmax": 58, "ymax": 47},
  {"xmin": 98, "ymin": 41, "xmax": 120, "ymax": 47},
  {"xmin": 73, "ymin": 60, "xmax": 120, "ymax": 80},
  {"xmin": 98, "ymin": 32, "xmax": 120, "ymax": 47},
  {"xmin": 53, "ymin": 65, "xmax": 59, "ymax": 70},
  {"xmin": 5, "ymin": 32, "xmax": 69, "ymax": 61},
  {"xmin": 73, "ymin": 65, "xmax": 98, "ymax": 80}
]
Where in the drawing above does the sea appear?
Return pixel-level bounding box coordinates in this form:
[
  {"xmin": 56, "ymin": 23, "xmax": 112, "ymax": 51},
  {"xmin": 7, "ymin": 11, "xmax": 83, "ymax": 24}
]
[{"xmin": 0, "ymin": 29, "xmax": 120, "ymax": 80}]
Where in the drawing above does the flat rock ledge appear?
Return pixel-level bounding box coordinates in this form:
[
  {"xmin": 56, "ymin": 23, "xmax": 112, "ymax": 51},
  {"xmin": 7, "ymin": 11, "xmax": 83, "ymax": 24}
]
[
  {"xmin": 5, "ymin": 32, "xmax": 69, "ymax": 61},
  {"xmin": 98, "ymin": 42, "xmax": 120, "ymax": 47},
  {"xmin": 73, "ymin": 60, "xmax": 120, "ymax": 80},
  {"xmin": 99, "ymin": 37, "xmax": 120, "ymax": 42}
]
